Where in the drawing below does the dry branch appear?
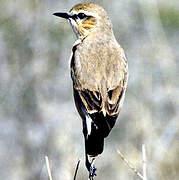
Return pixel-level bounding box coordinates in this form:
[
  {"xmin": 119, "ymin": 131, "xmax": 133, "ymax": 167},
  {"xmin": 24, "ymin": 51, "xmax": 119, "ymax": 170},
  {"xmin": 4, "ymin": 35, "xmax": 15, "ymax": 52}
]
[
  {"xmin": 117, "ymin": 144, "xmax": 148, "ymax": 180},
  {"xmin": 73, "ymin": 159, "xmax": 81, "ymax": 180},
  {"xmin": 45, "ymin": 156, "xmax": 53, "ymax": 180},
  {"xmin": 117, "ymin": 149, "xmax": 144, "ymax": 179},
  {"xmin": 142, "ymin": 144, "xmax": 147, "ymax": 180}
]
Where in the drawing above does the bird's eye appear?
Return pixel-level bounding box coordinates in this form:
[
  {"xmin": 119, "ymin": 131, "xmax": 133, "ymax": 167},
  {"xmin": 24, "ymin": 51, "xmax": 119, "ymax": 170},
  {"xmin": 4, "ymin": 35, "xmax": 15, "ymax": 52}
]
[{"xmin": 78, "ymin": 13, "xmax": 86, "ymax": 19}]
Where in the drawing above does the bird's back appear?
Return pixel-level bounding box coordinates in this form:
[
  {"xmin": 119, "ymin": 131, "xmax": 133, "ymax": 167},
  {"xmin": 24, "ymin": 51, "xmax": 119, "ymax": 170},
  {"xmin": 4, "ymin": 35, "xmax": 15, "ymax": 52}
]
[{"xmin": 71, "ymin": 32, "xmax": 128, "ymax": 116}]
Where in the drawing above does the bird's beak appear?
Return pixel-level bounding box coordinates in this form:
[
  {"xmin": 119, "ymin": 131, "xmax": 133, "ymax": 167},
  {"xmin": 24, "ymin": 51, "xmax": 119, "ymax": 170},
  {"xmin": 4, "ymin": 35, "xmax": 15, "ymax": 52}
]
[{"xmin": 53, "ymin": 12, "xmax": 70, "ymax": 19}]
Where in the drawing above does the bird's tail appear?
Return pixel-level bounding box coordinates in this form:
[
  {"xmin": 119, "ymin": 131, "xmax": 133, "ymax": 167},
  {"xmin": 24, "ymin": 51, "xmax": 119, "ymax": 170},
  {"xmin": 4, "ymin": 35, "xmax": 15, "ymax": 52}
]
[{"xmin": 85, "ymin": 129, "xmax": 104, "ymax": 156}]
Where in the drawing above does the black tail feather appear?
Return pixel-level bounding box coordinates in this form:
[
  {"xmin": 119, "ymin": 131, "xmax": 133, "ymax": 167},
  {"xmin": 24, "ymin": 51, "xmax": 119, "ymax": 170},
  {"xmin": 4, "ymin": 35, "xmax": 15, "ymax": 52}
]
[
  {"xmin": 85, "ymin": 132, "xmax": 104, "ymax": 156},
  {"xmin": 73, "ymin": 88, "xmax": 117, "ymax": 156},
  {"xmin": 89, "ymin": 112, "xmax": 117, "ymax": 138}
]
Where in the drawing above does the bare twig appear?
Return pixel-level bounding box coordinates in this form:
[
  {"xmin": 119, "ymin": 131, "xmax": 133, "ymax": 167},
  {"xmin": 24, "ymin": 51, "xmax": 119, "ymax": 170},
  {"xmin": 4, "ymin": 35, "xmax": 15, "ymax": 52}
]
[
  {"xmin": 142, "ymin": 144, "xmax": 147, "ymax": 180},
  {"xmin": 73, "ymin": 159, "xmax": 81, "ymax": 180},
  {"xmin": 45, "ymin": 156, "xmax": 53, "ymax": 180},
  {"xmin": 117, "ymin": 149, "xmax": 144, "ymax": 179}
]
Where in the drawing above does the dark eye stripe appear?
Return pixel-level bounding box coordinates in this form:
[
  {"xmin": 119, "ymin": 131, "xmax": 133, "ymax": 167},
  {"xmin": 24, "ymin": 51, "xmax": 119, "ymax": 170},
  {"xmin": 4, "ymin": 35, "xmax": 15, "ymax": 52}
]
[
  {"xmin": 71, "ymin": 14, "xmax": 78, "ymax": 19},
  {"xmin": 71, "ymin": 13, "xmax": 92, "ymax": 20}
]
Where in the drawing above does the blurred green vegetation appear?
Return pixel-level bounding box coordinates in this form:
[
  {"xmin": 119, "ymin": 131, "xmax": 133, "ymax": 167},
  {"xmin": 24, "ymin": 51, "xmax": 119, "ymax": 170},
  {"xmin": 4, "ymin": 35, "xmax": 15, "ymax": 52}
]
[{"xmin": 159, "ymin": 6, "xmax": 179, "ymax": 30}]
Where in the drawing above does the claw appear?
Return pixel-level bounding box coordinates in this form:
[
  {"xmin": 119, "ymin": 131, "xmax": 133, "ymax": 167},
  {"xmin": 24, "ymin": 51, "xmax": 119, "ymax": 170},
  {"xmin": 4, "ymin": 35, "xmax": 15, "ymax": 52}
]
[
  {"xmin": 89, "ymin": 165, "xmax": 97, "ymax": 178},
  {"xmin": 93, "ymin": 167, "xmax": 97, "ymax": 176},
  {"xmin": 85, "ymin": 154, "xmax": 97, "ymax": 178}
]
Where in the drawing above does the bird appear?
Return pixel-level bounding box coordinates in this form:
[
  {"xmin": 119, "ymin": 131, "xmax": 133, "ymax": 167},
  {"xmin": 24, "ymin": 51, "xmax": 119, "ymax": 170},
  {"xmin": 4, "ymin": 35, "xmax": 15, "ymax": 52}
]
[{"xmin": 53, "ymin": 2, "xmax": 128, "ymax": 178}]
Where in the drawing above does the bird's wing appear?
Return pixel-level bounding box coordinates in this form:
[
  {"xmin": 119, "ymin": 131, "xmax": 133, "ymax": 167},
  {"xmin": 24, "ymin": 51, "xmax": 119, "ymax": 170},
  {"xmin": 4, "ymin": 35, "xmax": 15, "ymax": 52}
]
[
  {"xmin": 105, "ymin": 47, "xmax": 128, "ymax": 116},
  {"xmin": 79, "ymin": 89, "xmax": 102, "ymax": 113},
  {"xmin": 106, "ymin": 81, "xmax": 127, "ymax": 116},
  {"xmin": 77, "ymin": 84, "xmax": 126, "ymax": 116},
  {"xmin": 70, "ymin": 44, "xmax": 103, "ymax": 114},
  {"xmin": 70, "ymin": 43, "xmax": 128, "ymax": 116}
]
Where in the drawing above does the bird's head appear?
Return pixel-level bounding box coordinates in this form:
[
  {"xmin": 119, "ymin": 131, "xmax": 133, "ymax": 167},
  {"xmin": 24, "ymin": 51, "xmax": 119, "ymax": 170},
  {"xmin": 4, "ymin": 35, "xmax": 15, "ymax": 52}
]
[{"xmin": 53, "ymin": 2, "xmax": 112, "ymax": 39}]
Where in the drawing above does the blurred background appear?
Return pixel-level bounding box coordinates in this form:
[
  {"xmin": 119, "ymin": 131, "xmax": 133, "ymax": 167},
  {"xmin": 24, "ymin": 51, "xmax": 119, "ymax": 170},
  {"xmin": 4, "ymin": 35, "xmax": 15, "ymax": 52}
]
[{"xmin": 0, "ymin": 0, "xmax": 178, "ymax": 179}]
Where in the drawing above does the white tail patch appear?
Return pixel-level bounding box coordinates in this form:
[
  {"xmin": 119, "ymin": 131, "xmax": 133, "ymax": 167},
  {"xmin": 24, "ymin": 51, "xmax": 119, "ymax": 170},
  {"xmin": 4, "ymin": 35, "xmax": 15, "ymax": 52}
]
[{"xmin": 86, "ymin": 115, "xmax": 92, "ymax": 136}]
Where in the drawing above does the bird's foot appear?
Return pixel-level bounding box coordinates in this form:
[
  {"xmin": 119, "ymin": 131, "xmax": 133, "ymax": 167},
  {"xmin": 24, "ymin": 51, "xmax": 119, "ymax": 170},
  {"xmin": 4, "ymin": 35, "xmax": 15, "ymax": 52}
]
[{"xmin": 89, "ymin": 165, "xmax": 97, "ymax": 178}]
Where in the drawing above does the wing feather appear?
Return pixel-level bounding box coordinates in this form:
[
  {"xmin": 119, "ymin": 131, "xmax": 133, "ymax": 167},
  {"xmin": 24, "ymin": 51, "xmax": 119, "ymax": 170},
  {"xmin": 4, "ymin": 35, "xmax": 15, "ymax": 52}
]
[
  {"xmin": 79, "ymin": 89, "xmax": 102, "ymax": 112},
  {"xmin": 70, "ymin": 42, "xmax": 128, "ymax": 116}
]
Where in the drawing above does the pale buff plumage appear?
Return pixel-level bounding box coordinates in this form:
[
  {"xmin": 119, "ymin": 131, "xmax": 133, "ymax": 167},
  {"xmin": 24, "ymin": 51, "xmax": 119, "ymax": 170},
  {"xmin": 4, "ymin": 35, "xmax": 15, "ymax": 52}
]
[
  {"xmin": 53, "ymin": 2, "xmax": 128, "ymax": 178},
  {"xmin": 70, "ymin": 3, "xmax": 128, "ymax": 116},
  {"xmin": 72, "ymin": 35, "xmax": 128, "ymax": 115}
]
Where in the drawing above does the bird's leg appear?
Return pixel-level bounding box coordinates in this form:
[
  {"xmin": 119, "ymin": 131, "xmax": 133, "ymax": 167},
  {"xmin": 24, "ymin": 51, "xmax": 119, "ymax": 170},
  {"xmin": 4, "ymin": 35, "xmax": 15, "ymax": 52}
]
[
  {"xmin": 90, "ymin": 158, "xmax": 97, "ymax": 177},
  {"xmin": 85, "ymin": 153, "xmax": 97, "ymax": 178}
]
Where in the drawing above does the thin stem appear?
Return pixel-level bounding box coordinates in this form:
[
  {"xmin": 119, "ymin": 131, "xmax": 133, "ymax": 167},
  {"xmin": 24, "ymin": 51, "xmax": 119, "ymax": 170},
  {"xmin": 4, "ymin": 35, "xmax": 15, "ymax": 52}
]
[
  {"xmin": 45, "ymin": 156, "xmax": 53, "ymax": 180},
  {"xmin": 142, "ymin": 144, "xmax": 147, "ymax": 180},
  {"xmin": 73, "ymin": 159, "xmax": 81, "ymax": 180},
  {"xmin": 117, "ymin": 149, "xmax": 144, "ymax": 179}
]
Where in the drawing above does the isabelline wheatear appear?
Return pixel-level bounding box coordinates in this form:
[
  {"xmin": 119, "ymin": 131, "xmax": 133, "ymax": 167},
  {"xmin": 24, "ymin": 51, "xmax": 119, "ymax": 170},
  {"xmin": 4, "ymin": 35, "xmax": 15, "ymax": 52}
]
[{"xmin": 53, "ymin": 2, "xmax": 128, "ymax": 178}]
